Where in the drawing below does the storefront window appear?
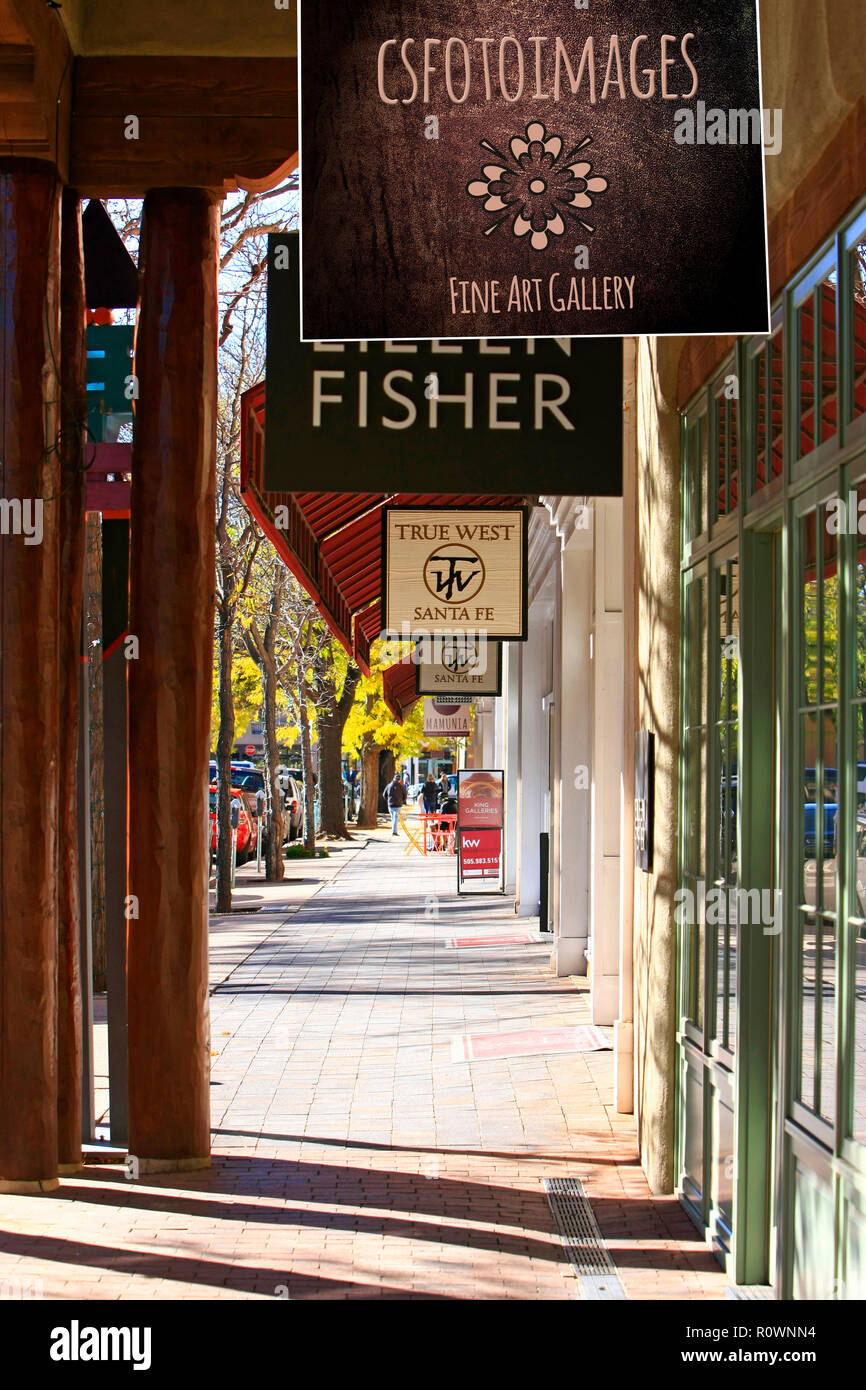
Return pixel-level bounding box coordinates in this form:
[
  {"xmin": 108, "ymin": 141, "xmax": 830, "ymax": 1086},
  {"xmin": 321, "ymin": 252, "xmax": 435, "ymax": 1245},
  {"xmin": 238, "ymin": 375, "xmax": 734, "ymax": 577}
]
[
  {"xmin": 683, "ymin": 410, "xmax": 708, "ymax": 543},
  {"xmin": 852, "ymin": 233, "xmax": 866, "ymax": 422},
  {"xmin": 850, "ymin": 480, "xmax": 866, "ymax": 1143},
  {"xmin": 749, "ymin": 322, "xmax": 784, "ymax": 493},
  {"xmin": 817, "ymin": 274, "xmax": 838, "ymax": 446},
  {"xmin": 714, "ymin": 559, "xmax": 739, "ymax": 1053},
  {"xmin": 797, "ymin": 300, "xmax": 815, "ymax": 458},
  {"xmin": 682, "ymin": 574, "xmax": 707, "ymax": 1029},
  {"xmin": 714, "ymin": 382, "xmax": 738, "ymax": 518},
  {"xmin": 797, "ymin": 505, "xmax": 838, "ymax": 1127}
]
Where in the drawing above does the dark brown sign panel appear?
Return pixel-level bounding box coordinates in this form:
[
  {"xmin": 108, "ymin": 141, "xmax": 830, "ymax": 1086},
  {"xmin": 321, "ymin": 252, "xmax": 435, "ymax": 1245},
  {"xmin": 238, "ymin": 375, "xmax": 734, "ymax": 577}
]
[
  {"xmin": 299, "ymin": 1, "xmax": 769, "ymax": 341},
  {"xmin": 264, "ymin": 234, "xmax": 623, "ymax": 495}
]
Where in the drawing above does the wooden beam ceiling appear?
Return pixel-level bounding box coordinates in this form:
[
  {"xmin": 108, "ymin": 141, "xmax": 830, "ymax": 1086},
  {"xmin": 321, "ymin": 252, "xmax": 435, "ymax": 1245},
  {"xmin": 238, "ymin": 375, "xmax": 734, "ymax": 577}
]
[
  {"xmin": 70, "ymin": 57, "xmax": 298, "ymax": 196},
  {"xmin": 0, "ymin": 0, "xmax": 72, "ymax": 176},
  {"xmin": 1, "ymin": 0, "xmax": 298, "ymax": 197}
]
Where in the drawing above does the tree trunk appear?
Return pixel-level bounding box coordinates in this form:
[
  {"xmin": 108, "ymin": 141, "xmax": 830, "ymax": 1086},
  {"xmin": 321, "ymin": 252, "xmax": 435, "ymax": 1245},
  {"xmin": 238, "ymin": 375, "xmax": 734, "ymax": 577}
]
[
  {"xmin": 380, "ymin": 749, "xmax": 395, "ymax": 798},
  {"xmin": 358, "ymin": 738, "xmax": 381, "ymax": 828},
  {"xmin": 299, "ymin": 693, "xmax": 316, "ymax": 852},
  {"xmin": 215, "ymin": 608, "xmax": 234, "ymax": 911},
  {"xmin": 318, "ymin": 662, "xmax": 360, "ymax": 838},
  {"xmin": 261, "ymin": 649, "xmax": 284, "ymax": 881}
]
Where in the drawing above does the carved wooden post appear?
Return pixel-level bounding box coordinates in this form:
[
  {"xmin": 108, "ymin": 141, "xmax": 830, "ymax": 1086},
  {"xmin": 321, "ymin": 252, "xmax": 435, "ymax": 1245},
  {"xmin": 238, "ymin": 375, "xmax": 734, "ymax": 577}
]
[
  {"xmin": 127, "ymin": 189, "xmax": 218, "ymax": 1170},
  {"xmin": 0, "ymin": 160, "xmax": 61, "ymax": 1191}
]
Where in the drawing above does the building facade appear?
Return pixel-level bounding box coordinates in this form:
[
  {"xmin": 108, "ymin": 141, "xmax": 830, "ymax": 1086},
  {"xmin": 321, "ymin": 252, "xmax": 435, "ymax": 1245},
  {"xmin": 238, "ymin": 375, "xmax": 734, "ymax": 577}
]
[{"xmin": 473, "ymin": 1, "xmax": 866, "ymax": 1297}]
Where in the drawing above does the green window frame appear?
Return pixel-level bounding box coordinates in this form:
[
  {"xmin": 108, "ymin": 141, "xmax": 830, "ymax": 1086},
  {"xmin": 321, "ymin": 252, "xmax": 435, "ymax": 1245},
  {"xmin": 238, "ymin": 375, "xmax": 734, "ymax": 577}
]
[{"xmin": 678, "ymin": 195, "xmax": 866, "ymax": 1295}]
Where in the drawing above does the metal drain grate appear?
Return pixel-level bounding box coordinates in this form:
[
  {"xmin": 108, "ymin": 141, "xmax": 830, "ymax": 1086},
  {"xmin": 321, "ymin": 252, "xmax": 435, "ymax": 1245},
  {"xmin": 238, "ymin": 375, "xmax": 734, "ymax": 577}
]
[{"xmin": 544, "ymin": 1177, "xmax": 628, "ymax": 1300}]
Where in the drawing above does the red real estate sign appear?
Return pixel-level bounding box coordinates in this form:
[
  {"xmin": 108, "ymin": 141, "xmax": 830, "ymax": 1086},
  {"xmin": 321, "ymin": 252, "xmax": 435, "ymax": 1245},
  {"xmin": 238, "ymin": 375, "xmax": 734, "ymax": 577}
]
[{"xmin": 459, "ymin": 828, "xmax": 502, "ymax": 877}]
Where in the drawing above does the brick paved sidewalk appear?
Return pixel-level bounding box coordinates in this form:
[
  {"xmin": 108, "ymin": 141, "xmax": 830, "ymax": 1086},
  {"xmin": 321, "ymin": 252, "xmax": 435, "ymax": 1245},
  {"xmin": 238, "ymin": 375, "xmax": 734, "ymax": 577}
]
[{"xmin": 0, "ymin": 833, "xmax": 727, "ymax": 1300}]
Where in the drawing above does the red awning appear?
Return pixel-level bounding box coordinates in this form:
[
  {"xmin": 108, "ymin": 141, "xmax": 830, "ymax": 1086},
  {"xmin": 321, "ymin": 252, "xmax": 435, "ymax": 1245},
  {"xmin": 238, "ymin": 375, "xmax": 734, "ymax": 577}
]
[
  {"xmin": 240, "ymin": 379, "xmax": 530, "ymax": 675},
  {"xmin": 381, "ymin": 653, "xmax": 419, "ymax": 724}
]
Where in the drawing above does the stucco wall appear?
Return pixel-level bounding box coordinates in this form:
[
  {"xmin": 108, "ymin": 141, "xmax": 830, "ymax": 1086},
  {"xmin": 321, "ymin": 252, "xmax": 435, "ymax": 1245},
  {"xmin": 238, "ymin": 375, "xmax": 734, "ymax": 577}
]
[
  {"xmin": 633, "ymin": 336, "xmax": 683, "ymax": 1193},
  {"xmin": 760, "ymin": 0, "xmax": 866, "ymax": 214}
]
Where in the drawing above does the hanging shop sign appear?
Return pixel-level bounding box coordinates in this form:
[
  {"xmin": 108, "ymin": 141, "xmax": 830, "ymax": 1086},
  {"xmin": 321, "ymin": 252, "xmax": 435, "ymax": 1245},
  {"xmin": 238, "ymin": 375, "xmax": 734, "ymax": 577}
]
[
  {"xmin": 416, "ymin": 636, "xmax": 503, "ymax": 696},
  {"xmin": 264, "ymin": 234, "xmax": 623, "ymax": 497},
  {"xmin": 383, "ymin": 506, "xmax": 527, "ymax": 640},
  {"xmin": 423, "ymin": 698, "xmax": 472, "ymax": 736},
  {"xmin": 457, "ymin": 768, "xmax": 505, "ymax": 893},
  {"xmin": 298, "ymin": 2, "xmax": 769, "ymax": 341}
]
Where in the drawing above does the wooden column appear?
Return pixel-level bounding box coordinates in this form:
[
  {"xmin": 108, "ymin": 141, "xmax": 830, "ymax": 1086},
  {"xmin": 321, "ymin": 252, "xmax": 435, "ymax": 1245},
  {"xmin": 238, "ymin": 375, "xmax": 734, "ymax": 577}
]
[
  {"xmin": 0, "ymin": 160, "xmax": 61, "ymax": 1191},
  {"xmin": 57, "ymin": 189, "xmax": 87, "ymax": 1172},
  {"xmin": 127, "ymin": 188, "xmax": 218, "ymax": 1170}
]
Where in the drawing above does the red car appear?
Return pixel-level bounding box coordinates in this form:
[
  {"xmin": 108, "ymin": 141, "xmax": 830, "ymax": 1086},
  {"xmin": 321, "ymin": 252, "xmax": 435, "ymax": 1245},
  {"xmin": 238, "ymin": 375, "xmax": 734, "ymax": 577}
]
[{"xmin": 208, "ymin": 784, "xmax": 254, "ymax": 864}]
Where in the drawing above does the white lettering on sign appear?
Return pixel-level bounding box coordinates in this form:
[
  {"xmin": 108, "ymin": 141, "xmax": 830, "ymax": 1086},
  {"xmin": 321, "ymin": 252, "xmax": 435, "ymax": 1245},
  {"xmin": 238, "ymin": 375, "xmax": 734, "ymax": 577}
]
[{"xmin": 308, "ymin": 339, "xmax": 577, "ymax": 432}]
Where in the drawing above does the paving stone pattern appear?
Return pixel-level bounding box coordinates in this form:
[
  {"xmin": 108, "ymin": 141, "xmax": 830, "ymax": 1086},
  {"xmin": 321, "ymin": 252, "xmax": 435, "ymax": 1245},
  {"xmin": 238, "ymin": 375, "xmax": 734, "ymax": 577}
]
[{"xmin": 0, "ymin": 835, "xmax": 728, "ymax": 1300}]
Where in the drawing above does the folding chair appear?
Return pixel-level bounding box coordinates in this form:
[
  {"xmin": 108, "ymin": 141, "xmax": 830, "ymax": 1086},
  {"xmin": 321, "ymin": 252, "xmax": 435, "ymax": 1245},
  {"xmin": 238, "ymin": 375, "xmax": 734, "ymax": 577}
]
[{"xmin": 397, "ymin": 810, "xmax": 425, "ymax": 855}]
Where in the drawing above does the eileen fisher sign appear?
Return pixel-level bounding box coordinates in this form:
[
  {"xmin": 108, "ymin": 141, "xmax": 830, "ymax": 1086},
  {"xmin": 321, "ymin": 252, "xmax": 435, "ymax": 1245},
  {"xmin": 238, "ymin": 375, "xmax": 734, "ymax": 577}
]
[
  {"xmin": 299, "ymin": 1, "xmax": 769, "ymax": 340},
  {"xmin": 264, "ymin": 234, "xmax": 622, "ymax": 496},
  {"xmin": 383, "ymin": 507, "xmax": 527, "ymax": 640}
]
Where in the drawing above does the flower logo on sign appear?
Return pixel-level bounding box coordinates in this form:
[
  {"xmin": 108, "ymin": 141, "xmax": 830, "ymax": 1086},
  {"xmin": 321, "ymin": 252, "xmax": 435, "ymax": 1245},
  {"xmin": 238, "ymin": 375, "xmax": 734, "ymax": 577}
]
[{"xmin": 466, "ymin": 121, "xmax": 609, "ymax": 250}]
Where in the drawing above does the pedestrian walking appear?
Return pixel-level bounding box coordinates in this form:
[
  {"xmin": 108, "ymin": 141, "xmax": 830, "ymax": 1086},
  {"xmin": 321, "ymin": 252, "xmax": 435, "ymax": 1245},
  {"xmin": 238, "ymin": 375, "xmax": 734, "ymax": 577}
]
[{"xmin": 383, "ymin": 772, "xmax": 408, "ymax": 835}]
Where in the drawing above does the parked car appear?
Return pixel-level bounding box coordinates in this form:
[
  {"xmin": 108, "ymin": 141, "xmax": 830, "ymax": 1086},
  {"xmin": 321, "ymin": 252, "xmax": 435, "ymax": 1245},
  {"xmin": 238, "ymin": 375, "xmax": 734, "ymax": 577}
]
[
  {"xmin": 282, "ymin": 775, "xmax": 303, "ymax": 840},
  {"xmin": 208, "ymin": 784, "xmax": 254, "ymax": 864}
]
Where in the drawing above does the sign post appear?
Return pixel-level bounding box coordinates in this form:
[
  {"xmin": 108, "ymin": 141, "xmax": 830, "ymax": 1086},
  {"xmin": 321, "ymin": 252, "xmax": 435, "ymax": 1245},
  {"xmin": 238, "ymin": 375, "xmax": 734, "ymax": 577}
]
[{"xmin": 457, "ymin": 768, "xmax": 505, "ymax": 894}]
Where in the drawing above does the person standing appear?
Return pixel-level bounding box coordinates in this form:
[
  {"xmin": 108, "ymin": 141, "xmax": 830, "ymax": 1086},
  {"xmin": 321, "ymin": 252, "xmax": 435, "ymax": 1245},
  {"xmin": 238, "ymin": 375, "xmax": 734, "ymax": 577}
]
[
  {"xmin": 421, "ymin": 773, "xmax": 440, "ymax": 815},
  {"xmin": 438, "ymin": 770, "xmax": 451, "ymax": 801},
  {"xmin": 383, "ymin": 771, "xmax": 408, "ymax": 836}
]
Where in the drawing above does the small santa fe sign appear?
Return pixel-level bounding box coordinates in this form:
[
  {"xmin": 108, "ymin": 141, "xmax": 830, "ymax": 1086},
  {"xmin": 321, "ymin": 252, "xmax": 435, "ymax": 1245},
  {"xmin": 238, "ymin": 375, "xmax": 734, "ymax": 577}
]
[
  {"xmin": 422, "ymin": 698, "xmax": 472, "ymax": 736},
  {"xmin": 383, "ymin": 506, "xmax": 527, "ymax": 640},
  {"xmin": 416, "ymin": 636, "xmax": 502, "ymax": 696},
  {"xmin": 299, "ymin": 0, "xmax": 769, "ymax": 341}
]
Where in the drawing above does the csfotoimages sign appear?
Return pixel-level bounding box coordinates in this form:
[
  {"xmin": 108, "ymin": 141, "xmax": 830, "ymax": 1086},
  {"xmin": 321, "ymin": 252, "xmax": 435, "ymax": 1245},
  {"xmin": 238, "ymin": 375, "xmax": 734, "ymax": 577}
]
[
  {"xmin": 264, "ymin": 235, "xmax": 623, "ymax": 496},
  {"xmin": 299, "ymin": 1, "xmax": 769, "ymax": 340},
  {"xmin": 383, "ymin": 507, "xmax": 527, "ymax": 639}
]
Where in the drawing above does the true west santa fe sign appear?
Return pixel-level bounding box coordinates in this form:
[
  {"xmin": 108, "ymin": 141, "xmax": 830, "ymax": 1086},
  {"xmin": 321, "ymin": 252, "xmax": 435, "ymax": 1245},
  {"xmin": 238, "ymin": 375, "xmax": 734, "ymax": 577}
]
[
  {"xmin": 383, "ymin": 506, "xmax": 528, "ymax": 640},
  {"xmin": 298, "ymin": 0, "xmax": 770, "ymax": 341},
  {"xmin": 264, "ymin": 233, "xmax": 623, "ymax": 496}
]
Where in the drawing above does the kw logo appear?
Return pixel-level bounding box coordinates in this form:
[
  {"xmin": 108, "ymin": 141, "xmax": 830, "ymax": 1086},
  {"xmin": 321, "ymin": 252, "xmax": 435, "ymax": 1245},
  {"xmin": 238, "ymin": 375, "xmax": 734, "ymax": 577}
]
[{"xmin": 463, "ymin": 838, "xmax": 481, "ymax": 847}]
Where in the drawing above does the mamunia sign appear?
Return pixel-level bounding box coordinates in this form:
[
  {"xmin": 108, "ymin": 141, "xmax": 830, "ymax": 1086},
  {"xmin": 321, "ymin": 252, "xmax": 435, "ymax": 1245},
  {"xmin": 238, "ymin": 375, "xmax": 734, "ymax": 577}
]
[
  {"xmin": 423, "ymin": 699, "xmax": 472, "ymax": 736},
  {"xmin": 298, "ymin": 0, "xmax": 769, "ymax": 341}
]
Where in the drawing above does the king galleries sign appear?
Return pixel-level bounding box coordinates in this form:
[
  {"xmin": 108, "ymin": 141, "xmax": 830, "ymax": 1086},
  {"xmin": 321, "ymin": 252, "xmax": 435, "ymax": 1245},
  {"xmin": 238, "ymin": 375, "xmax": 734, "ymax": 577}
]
[{"xmin": 299, "ymin": 0, "xmax": 770, "ymax": 341}]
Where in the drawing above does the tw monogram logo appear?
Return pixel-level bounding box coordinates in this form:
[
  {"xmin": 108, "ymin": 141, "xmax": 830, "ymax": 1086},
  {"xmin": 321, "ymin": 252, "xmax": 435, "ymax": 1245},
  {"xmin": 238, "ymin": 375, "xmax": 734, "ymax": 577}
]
[
  {"xmin": 442, "ymin": 638, "xmax": 482, "ymax": 673},
  {"xmin": 423, "ymin": 545, "xmax": 485, "ymax": 604}
]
